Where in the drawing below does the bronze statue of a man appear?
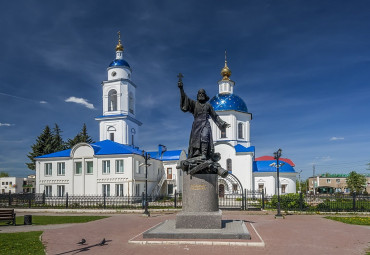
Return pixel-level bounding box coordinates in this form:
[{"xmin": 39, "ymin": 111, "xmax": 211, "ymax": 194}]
[{"xmin": 178, "ymin": 74, "xmax": 230, "ymax": 160}]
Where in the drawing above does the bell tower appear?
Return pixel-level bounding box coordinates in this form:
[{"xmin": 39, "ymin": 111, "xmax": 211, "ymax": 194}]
[{"xmin": 95, "ymin": 32, "xmax": 142, "ymax": 146}]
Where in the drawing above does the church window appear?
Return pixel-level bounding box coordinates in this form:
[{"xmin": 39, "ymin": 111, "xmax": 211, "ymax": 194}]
[
  {"xmin": 57, "ymin": 185, "xmax": 65, "ymax": 197},
  {"xmin": 75, "ymin": 162, "xmax": 82, "ymax": 175},
  {"xmin": 86, "ymin": 161, "xmax": 93, "ymax": 174},
  {"xmin": 238, "ymin": 123, "xmax": 244, "ymax": 139},
  {"xmin": 258, "ymin": 184, "xmax": 264, "ymax": 192},
  {"xmin": 129, "ymin": 92, "xmax": 134, "ymax": 114},
  {"xmin": 116, "ymin": 184, "xmax": 124, "ymax": 197},
  {"xmin": 116, "ymin": 160, "xmax": 124, "ymax": 173},
  {"xmin": 281, "ymin": 184, "xmax": 287, "ymax": 194},
  {"xmin": 57, "ymin": 162, "xmax": 65, "ymax": 176},
  {"xmin": 103, "ymin": 160, "xmax": 110, "ymax": 174},
  {"xmin": 135, "ymin": 161, "xmax": 141, "ymax": 174},
  {"xmin": 110, "ymin": 133, "xmax": 114, "ymax": 141},
  {"xmin": 45, "ymin": 163, "xmax": 52, "ymax": 176},
  {"xmin": 102, "ymin": 184, "xmax": 110, "ymax": 196},
  {"xmin": 226, "ymin": 159, "xmax": 232, "ymax": 172},
  {"xmin": 135, "ymin": 183, "xmax": 140, "ymax": 196},
  {"xmin": 221, "ymin": 129, "xmax": 227, "ymax": 138},
  {"xmin": 108, "ymin": 89, "xmax": 117, "ymax": 111},
  {"xmin": 45, "ymin": 186, "xmax": 52, "ymax": 197}
]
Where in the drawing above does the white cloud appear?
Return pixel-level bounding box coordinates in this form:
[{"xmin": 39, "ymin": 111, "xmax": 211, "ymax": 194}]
[
  {"xmin": 330, "ymin": 137, "xmax": 344, "ymax": 141},
  {"xmin": 0, "ymin": 123, "xmax": 14, "ymax": 127},
  {"xmin": 39, "ymin": 101, "xmax": 48, "ymax": 104},
  {"xmin": 65, "ymin": 97, "xmax": 95, "ymax": 109}
]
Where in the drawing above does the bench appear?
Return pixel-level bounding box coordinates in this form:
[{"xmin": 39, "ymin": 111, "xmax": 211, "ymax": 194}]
[{"xmin": 0, "ymin": 209, "xmax": 16, "ymax": 225}]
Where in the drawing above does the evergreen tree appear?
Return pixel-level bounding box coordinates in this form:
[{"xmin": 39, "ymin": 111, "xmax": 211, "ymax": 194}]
[
  {"xmin": 80, "ymin": 123, "xmax": 94, "ymax": 143},
  {"xmin": 26, "ymin": 125, "xmax": 53, "ymax": 170},
  {"xmin": 346, "ymin": 171, "xmax": 367, "ymax": 194},
  {"xmin": 67, "ymin": 123, "xmax": 94, "ymax": 148},
  {"xmin": 51, "ymin": 124, "xmax": 66, "ymax": 151}
]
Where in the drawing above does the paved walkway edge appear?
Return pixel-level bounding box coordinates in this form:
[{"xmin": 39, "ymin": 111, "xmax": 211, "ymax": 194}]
[{"xmin": 128, "ymin": 222, "xmax": 265, "ymax": 247}]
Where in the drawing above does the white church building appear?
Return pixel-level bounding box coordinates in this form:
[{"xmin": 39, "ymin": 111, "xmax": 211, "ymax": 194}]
[{"xmin": 35, "ymin": 35, "xmax": 296, "ymax": 197}]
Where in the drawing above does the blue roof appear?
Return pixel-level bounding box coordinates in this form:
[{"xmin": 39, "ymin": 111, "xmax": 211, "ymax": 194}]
[
  {"xmin": 109, "ymin": 59, "xmax": 130, "ymax": 68},
  {"xmin": 209, "ymin": 93, "xmax": 248, "ymax": 113},
  {"xmin": 235, "ymin": 145, "xmax": 255, "ymax": 153},
  {"xmin": 36, "ymin": 140, "xmax": 143, "ymax": 158},
  {"xmin": 148, "ymin": 150, "xmax": 182, "ymax": 161},
  {"xmin": 36, "ymin": 148, "xmax": 71, "ymax": 158},
  {"xmin": 253, "ymin": 160, "xmax": 296, "ymax": 173}
]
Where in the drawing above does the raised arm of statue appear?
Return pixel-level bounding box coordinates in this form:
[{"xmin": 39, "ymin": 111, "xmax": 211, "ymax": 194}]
[{"xmin": 178, "ymin": 73, "xmax": 195, "ymax": 113}]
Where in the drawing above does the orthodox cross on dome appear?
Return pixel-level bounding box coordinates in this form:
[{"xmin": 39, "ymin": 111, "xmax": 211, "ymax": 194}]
[
  {"xmin": 116, "ymin": 31, "xmax": 124, "ymax": 52},
  {"xmin": 221, "ymin": 50, "xmax": 231, "ymax": 80}
]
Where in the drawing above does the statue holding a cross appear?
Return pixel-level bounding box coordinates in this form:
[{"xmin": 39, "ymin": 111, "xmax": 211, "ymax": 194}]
[{"xmin": 177, "ymin": 73, "xmax": 230, "ymax": 165}]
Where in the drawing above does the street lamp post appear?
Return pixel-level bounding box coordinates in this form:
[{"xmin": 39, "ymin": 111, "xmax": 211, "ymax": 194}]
[
  {"xmin": 274, "ymin": 148, "xmax": 283, "ymax": 218},
  {"xmin": 142, "ymin": 151, "xmax": 151, "ymax": 216},
  {"xmin": 298, "ymin": 170, "xmax": 303, "ymax": 194}
]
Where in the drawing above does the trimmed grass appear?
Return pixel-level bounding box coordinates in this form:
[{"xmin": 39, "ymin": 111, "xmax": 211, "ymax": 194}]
[
  {"xmin": 325, "ymin": 216, "xmax": 370, "ymax": 226},
  {"xmin": 0, "ymin": 215, "xmax": 108, "ymax": 226},
  {"xmin": 0, "ymin": 231, "xmax": 44, "ymax": 255},
  {"xmin": 0, "ymin": 216, "xmax": 109, "ymax": 255}
]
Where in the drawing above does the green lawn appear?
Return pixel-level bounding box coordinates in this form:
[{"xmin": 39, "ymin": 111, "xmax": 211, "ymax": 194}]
[
  {"xmin": 0, "ymin": 216, "xmax": 109, "ymax": 255},
  {"xmin": 0, "ymin": 215, "xmax": 108, "ymax": 226},
  {"xmin": 325, "ymin": 216, "xmax": 370, "ymax": 225},
  {"xmin": 0, "ymin": 231, "xmax": 44, "ymax": 255}
]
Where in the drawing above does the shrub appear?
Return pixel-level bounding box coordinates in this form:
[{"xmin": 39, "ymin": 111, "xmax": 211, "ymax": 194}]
[{"xmin": 269, "ymin": 193, "xmax": 307, "ymax": 210}]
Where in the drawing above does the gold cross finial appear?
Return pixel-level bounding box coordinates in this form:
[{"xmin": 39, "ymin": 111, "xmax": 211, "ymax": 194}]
[
  {"xmin": 116, "ymin": 31, "xmax": 124, "ymax": 52},
  {"xmin": 221, "ymin": 50, "xmax": 231, "ymax": 80},
  {"xmin": 224, "ymin": 50, "xmax": 228, "ymax": 67}
]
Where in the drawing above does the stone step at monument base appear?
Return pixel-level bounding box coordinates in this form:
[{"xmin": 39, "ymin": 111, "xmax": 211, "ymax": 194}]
[
  {"xmin": 143, "ymin": 220, "xmax": 251, "ymax": 239},
  {"xmin": 175, "ymin": 210, "xmax": 222, "ymax": 229}
]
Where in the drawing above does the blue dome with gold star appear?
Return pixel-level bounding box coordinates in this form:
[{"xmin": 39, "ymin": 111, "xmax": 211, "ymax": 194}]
[
  {"xmin": 209, "ymin": 93, "xmax": 248, "ymax": 113},
  {"xmin": 109, "ymin": 59, "xmax": 130, "ymax": 68}
]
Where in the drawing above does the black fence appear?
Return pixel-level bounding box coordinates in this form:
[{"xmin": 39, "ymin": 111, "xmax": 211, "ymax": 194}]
[
  {"xmin": 1, "ymin": 191, "xmax": 369, "ymax": 212},
  {"xmin": 0, "ymin": 191, "xmax": 183, "ymax": 210}
]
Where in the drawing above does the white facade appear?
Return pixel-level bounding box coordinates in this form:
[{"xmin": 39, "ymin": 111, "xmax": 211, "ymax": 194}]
[
  {"xmin": 35, "ymin": 37, "xmax": 296, "ymax": 197},
  {"xmin": 254, "ymin": 173, "xmax": 297, "ymax": 196},
  {"xmin": 0, "ymin": 177, "xmax": 23, "ymax": 194},
  {"xmin": 35, "ymin": 143, "xmax": 163, "ymax": 197}
]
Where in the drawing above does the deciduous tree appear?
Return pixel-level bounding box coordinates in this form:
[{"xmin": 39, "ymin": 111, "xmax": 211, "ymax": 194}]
[{"xmin": 346, "ymin": 171, "xmax": 367, "ymax": 194}]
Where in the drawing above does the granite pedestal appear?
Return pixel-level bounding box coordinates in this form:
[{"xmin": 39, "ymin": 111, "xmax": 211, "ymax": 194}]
[{"xmin": 144, "ymin": 173, "xmax": 251, "ymax": 240}]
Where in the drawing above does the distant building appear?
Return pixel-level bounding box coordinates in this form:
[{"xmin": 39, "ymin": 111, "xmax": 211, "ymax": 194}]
[
  {"xmin": 0, "ymin": 177, "xmax": 23, "ymax": 194},
  {"xmin": 308, "ymin": 174, "xmax": 370, "ymax": 194},
  {"xmin": 23, "ymin": 175, "xmax": 36, "ymax": 193}
]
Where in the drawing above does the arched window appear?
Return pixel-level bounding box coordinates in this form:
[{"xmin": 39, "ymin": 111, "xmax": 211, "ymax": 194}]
[
  {"xmin": 129, "ymin": 92, "xmax": 134, "ymax": 114},
  {"xmin": 221, "ymin": 129, "xmax": 227, "ymax": 138},
  {"xmin": 108, "ymin": 89, "xmax": 117, "ymax": 111},
  {"xmin": 238, "ymin": 123, "xmax": 244, "ymax": 139},
  {"xmin": 107, "ymin": 126, "xmax": 116, "ymax": 141},
  {"xmin": 226, "ymin": 158, "xmax": 232, "ymax": 172}
]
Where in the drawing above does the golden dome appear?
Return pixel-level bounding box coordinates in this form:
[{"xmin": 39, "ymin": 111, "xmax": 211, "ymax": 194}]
[
  {"xmin": 116, "ymin": 31, "xmax": 124, "ymax": 52},
  {"xmin": 220, "ymin": 50, "xmax": 231, "ymax": 80}
]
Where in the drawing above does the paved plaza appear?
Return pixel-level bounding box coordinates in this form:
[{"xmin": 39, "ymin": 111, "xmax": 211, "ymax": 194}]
[{"xmin": 1, "ymin": 211, "xmax": 369, "ymax": 255}]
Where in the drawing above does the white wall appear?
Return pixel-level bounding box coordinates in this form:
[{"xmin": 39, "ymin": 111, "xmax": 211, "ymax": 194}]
[{"xmin": 214, "ymin": 143, "xmax": 253, "ymax": 191}]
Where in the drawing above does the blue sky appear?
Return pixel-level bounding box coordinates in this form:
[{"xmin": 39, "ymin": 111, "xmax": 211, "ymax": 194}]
[{"xmin": 0, "ymin": 1, "xmax": 369, "ymax": 179}]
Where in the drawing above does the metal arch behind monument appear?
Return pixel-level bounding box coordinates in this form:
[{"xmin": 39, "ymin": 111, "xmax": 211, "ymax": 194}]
[{"xmin": 218, "ymin": 172, "xmax": 244, "ymax": 193}]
